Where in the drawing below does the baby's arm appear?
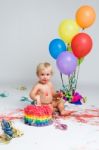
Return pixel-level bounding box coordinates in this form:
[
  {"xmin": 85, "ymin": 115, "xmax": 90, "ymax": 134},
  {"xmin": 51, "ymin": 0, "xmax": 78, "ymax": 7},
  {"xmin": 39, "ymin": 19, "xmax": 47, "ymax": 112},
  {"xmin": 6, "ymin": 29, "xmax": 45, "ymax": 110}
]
[{"xmin": 29, "ymin": 84, "xmax": 41, "ymax": 105}]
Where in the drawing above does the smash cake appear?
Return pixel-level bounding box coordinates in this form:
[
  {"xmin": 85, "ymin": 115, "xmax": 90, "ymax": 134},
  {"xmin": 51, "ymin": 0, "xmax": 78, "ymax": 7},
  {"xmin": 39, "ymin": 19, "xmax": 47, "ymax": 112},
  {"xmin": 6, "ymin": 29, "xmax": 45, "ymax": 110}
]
[{"xmin": 24, "ymin": 105, "xmax": 53, "ymax": 126}]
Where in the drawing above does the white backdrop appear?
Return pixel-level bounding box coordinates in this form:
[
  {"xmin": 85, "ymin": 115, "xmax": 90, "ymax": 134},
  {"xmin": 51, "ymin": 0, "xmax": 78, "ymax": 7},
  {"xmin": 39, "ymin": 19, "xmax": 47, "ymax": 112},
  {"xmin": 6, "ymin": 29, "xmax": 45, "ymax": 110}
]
[{"xmin": 0, "ymin": 0, "xmax": 98, "ymax": 88}]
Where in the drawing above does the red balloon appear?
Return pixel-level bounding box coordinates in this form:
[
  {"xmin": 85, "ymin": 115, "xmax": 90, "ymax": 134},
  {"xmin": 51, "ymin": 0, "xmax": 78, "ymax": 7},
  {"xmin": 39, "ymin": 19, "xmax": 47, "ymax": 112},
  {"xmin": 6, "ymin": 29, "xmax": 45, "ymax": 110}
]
[{"xmin": 71, "ymin": 33, "xmax": 93, "ymax": 58}]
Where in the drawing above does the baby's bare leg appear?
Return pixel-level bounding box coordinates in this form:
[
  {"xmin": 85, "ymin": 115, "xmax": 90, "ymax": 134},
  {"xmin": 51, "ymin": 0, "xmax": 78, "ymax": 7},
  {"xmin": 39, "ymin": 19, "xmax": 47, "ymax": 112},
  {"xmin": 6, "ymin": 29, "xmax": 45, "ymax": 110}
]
[
  {"xmin": 48, "ymin": 104, "xmax": 54, "ymax": 114},
  {"xmin": 57, "ymin": 101, "xmax": 72, "ymax": 116}
]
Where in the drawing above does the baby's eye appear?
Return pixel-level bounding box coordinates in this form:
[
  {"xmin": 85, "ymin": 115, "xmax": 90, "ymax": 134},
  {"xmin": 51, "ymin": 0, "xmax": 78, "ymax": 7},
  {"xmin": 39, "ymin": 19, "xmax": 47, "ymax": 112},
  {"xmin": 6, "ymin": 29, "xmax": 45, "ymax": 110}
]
[
  {"xmin": 41, "ymin": 74, "xmax": 44, "ymax": 76},
  {"xmin": 47, "ymin": 74, "xmax": 50, "ymax": 76}
]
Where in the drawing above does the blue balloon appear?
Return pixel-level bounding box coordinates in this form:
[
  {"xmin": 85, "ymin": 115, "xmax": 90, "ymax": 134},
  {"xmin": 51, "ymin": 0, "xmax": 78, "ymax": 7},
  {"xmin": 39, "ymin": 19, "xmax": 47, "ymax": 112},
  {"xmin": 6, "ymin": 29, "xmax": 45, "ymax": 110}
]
[{"xmin": 49, "ymin": 38, "xmax": 67, "ymax": 59}]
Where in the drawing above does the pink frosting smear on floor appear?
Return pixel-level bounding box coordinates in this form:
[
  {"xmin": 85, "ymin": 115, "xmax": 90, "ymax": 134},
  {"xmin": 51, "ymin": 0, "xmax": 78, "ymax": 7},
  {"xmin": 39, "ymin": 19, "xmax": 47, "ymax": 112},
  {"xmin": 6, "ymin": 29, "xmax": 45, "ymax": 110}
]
[{"xmin": 0, "ymin": 107, "xmax": 99, "ymax": 126}]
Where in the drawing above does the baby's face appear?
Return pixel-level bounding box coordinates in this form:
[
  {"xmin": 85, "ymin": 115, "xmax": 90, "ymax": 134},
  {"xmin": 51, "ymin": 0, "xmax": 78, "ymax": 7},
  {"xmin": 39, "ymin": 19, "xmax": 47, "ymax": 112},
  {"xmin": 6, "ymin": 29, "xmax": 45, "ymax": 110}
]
[{"xmin": 38, "ymin": 68, "xmax": 52, "ymax": 84}]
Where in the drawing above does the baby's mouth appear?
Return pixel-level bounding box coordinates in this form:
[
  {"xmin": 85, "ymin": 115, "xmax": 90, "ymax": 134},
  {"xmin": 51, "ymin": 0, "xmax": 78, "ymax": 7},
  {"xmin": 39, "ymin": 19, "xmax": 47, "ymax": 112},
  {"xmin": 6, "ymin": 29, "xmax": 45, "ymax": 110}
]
[{"xmin": 43, "ymin": 79, "xmax": 48, "ymax": 83}]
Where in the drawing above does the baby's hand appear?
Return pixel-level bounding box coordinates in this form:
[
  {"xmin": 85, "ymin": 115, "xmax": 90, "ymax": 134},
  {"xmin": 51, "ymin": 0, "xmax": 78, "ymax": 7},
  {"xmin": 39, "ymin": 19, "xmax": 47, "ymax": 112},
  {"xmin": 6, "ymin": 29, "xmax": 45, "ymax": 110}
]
[
  {"xmin": 36, "ymin": 103, "xmax": 41, "ymax": 106},
  {"xmin": 56, "ymin": 91, "xmax": 63, "ymax": 97},
  {"xmin": 35, "ymin": 100, "xmax": 41, "ymax": 106},
  {"xmin": 53, "ymin": 91, "xmax": 63, "ymax": 100}
]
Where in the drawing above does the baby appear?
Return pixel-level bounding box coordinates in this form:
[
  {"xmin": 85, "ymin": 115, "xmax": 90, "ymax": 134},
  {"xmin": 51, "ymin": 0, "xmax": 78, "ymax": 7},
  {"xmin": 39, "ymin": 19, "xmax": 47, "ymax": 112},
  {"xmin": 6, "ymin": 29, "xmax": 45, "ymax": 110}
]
[{"xmin": 29, "ymin": 62, "xmax": 71, "ymax": 116}]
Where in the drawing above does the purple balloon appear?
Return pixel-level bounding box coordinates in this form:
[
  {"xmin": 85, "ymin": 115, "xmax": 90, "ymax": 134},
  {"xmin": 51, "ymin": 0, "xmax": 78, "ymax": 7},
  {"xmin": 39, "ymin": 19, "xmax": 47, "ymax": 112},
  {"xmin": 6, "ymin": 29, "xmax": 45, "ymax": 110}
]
[{"xmin": 56, "ymin": 51, "xmax": 77, "ymax": 75}]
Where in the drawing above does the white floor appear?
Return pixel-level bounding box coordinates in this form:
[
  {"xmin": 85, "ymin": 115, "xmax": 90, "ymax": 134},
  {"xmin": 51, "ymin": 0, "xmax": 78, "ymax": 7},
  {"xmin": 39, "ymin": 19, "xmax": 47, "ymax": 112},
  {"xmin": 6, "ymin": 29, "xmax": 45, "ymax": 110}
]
[{"xmin": 0, "ymin": 84, "xmax": 99, "ymax": 150}]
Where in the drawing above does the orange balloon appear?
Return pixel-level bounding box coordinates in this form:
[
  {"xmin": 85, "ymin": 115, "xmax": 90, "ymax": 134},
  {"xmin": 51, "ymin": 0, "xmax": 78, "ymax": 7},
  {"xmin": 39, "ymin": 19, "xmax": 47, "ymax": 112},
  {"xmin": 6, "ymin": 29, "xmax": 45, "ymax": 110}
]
[{"xmin": 76, "ymin": 5, "xmax": 96, "ymax": 29}]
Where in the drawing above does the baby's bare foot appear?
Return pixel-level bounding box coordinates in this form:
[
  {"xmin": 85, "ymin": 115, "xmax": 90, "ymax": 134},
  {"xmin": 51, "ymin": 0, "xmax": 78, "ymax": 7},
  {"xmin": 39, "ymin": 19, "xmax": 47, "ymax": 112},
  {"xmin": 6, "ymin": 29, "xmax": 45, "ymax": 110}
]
[{"xmin": 61, "ymin": 110, "xmax": 75, "ymax": 116}]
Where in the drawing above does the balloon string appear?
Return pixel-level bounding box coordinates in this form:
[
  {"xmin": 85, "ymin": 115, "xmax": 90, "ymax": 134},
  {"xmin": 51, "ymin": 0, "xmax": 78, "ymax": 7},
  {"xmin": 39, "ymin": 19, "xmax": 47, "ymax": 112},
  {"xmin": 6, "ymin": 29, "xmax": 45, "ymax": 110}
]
[
  {"xmin": 68, "ymin": 74, "xmax": 74, "ymax": 95},
  {"xmin": 60, "ymin": 73, "xmax": 65, "ymax": 88},
  {"xmin": 75, "ymin": 64, "xmax": 80, "ymax": 90},
  {"xmin": 68, "ymin": 75, "xmax": 72, "ymax": 93}
]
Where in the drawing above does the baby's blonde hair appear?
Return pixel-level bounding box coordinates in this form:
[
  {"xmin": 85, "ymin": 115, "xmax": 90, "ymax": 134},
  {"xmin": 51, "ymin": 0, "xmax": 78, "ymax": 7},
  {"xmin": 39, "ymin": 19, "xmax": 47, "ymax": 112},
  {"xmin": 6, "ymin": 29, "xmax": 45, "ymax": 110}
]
[{"xmin": 36, "ymin": 62, "xmax": 53, "ymax": 76}]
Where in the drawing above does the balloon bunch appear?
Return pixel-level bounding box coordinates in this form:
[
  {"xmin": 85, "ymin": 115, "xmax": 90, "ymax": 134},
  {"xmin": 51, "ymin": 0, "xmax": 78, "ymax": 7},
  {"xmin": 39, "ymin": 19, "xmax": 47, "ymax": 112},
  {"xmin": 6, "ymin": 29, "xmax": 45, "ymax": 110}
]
[{"xmin": 49, "ymin": 5, "xmax": 96, "ymax": 98}]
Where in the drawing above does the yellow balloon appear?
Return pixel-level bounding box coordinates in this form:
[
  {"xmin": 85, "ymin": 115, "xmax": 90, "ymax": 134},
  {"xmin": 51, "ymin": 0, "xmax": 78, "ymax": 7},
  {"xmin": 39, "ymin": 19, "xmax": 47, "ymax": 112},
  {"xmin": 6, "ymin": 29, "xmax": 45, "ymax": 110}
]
[{"xmin": 58, "ymin": 19, "xmax": 80, "ymax": 44}]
